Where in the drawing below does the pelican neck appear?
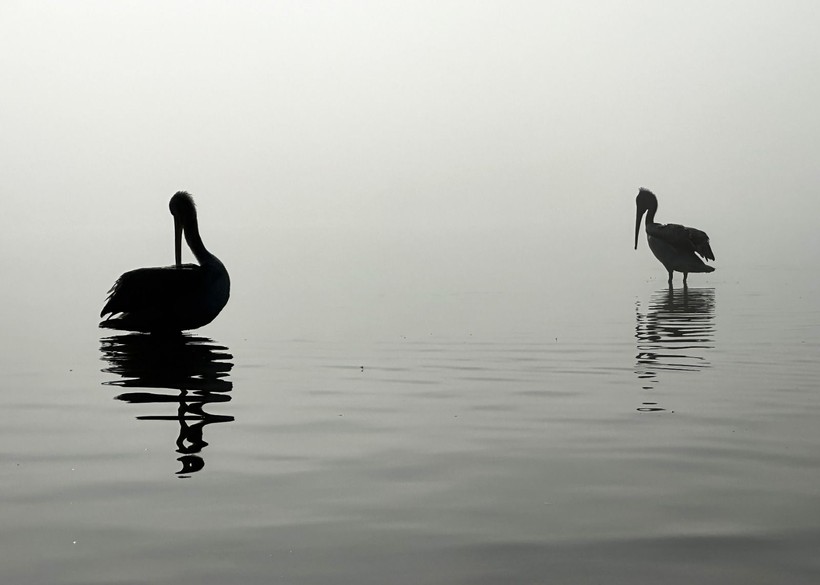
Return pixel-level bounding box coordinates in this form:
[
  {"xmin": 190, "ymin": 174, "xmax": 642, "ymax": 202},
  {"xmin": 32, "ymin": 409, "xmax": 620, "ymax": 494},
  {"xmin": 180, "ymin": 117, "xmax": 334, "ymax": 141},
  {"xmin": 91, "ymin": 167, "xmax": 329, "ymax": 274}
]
[
  {"xmin": 644, "ymin": 205, "xmax": 658, "ymax": 226},
  {"xmin": 182, "ymin": 217, "xmax": 218, "ymax": 267}
]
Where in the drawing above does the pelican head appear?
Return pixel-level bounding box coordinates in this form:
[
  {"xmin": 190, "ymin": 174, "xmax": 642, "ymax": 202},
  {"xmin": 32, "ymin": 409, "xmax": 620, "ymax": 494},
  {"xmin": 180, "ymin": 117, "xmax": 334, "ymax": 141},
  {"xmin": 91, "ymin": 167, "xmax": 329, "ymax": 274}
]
[
  {"xmin": 634, "ymin": 188, "xmax": 658, "ymax": 250},
  {"xmin": 169, "ymin": 191, "xmax": 198, "ymax": 267}
]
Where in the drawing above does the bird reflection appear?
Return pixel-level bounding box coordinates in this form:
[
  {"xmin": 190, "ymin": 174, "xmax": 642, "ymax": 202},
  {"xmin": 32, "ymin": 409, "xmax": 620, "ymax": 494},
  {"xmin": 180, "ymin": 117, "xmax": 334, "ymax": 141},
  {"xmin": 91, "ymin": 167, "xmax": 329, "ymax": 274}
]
[
  {"xmin": 635, "ymin": 286, "xmax": 715, "ymax": 412},
  {"xmin": 100, "ymin": 333, "xmax": 234, "ymax": 477}
]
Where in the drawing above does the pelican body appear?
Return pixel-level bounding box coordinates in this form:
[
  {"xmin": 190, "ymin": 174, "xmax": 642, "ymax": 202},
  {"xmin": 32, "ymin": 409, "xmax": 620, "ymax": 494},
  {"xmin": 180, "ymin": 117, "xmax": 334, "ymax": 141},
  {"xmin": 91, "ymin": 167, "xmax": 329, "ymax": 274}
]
[
  {"xmin": 634, "ymin": 188, "xmax": 715, "ymax": 285},
  {"xmin": 101, "ymin": 192, "xmax": 230, "ymax": 333}
]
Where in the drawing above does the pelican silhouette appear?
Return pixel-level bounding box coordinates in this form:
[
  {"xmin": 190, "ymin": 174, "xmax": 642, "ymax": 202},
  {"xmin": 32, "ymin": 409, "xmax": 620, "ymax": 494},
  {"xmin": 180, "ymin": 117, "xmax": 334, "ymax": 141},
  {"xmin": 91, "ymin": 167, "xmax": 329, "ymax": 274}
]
[
  {"xmin": 634, "ymin": 188, "xmax": 715, "ymax": 285},
  {"xmin": 100, "ymin": 191, "xmax": 230, "ymax": 333}
]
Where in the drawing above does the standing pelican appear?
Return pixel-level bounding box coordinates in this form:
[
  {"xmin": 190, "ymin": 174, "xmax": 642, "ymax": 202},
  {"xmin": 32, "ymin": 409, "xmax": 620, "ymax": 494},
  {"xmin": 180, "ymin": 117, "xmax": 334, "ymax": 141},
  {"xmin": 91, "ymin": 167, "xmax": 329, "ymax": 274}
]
[
  {"xmin": 100, "ymin": 191, "xmax": 230, "ymax": 333},
  {"xmin": 634, "ymin": 188, "xmax": 715, "ymax": 285}
]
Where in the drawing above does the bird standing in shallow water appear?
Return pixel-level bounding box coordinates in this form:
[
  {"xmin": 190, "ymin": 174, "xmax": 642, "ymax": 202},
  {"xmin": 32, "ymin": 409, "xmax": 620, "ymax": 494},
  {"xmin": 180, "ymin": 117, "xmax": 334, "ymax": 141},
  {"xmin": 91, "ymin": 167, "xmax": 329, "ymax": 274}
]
[
  {"xmin": 634, "ymin": 188, "xmax": 715, "ymax": 286},
  {"xmin": 100, "ymin": 191, "xmax": 230, "ymax": 333}
]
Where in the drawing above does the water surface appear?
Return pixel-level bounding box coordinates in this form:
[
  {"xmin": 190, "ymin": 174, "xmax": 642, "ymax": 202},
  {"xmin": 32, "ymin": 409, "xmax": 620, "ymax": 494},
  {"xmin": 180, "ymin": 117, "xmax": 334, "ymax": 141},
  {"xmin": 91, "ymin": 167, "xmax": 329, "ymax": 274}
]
[{"xmin": 1, "ymin": 225, "xmax": 818, "ymax": 584}]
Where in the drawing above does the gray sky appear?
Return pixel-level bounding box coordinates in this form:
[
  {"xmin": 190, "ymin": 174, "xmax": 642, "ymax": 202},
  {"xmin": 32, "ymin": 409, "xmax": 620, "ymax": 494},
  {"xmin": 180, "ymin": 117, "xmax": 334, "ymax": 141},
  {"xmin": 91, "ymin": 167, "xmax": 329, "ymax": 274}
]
[{"xmin": 2, "ymin": 1, "xmax": 818, "ymax": 263}]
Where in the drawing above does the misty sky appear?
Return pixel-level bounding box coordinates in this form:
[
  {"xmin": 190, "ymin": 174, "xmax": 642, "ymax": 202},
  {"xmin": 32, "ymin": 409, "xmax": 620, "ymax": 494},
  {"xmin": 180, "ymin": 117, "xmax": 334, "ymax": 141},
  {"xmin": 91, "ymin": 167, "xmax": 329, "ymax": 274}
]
[{"xmin": 2, "ymin": 1, "xmax": 819, "ymax": 265}]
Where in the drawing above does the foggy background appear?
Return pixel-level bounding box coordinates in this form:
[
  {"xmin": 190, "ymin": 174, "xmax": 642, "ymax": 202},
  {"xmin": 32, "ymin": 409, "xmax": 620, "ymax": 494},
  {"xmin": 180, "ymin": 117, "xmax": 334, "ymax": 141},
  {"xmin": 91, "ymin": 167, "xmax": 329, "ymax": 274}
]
[
  {"xmin": 1, "ymin": 0, "xmax": 818, "ymax": 326},
  {"xmin": 4, "ymin": 6, "xmax": 820, "ymax": 584}
]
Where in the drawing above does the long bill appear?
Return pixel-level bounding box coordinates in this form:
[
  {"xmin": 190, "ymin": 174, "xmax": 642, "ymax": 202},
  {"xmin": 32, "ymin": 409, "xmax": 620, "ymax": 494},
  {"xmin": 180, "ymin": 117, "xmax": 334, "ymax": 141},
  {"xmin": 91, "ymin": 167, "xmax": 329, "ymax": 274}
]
[
  {"xmin": 634, "ymin": 206, "xmax": 645, "ymax": 250},
  {"xmin": 174, "ymin": 215, "xmax": 183, "ymax": 267}
]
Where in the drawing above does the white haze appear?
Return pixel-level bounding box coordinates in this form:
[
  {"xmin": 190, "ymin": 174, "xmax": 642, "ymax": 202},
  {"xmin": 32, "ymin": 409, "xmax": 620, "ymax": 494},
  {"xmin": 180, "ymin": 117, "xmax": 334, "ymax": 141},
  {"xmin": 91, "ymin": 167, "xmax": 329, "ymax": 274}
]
[{"xmin": 1, "ymin": 1, "xmax": 819, "ymax": 271}]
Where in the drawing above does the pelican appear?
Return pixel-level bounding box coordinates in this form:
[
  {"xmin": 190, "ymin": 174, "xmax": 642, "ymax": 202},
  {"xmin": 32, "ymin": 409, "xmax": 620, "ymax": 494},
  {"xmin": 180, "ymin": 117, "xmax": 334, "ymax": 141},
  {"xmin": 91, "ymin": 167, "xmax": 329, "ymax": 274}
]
[
  {"xmin": 100, "ymin": 191, "xmax": 230, "ymax": 333},
  {"xmin": 634, "ymin": 188, "xmax": 715, "ymax": 285}
]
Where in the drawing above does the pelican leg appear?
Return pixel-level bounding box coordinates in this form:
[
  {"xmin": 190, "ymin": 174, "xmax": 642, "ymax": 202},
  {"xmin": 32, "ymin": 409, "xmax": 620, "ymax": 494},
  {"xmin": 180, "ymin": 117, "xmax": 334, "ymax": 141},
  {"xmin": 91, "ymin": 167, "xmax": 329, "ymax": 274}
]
[
  {"xmin": 683, "ymin": 272, "xmax": 689, "ymax": 286},
  {"xmin": 667, "ymin": 270, "xmax": 673, "ymax": 284}
]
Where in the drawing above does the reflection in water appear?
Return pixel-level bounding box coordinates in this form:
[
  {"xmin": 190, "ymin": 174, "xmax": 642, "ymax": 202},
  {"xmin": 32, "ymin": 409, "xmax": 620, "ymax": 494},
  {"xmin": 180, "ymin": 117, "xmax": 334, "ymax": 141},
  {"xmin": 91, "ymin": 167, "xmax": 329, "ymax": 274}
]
[
  {"xmin": 635, "ymin": 287, "xmax": 715, "ymax": 412},
  {"xmin": 100, "ymin": 333, "xmax": 234, "ymax": 477}
]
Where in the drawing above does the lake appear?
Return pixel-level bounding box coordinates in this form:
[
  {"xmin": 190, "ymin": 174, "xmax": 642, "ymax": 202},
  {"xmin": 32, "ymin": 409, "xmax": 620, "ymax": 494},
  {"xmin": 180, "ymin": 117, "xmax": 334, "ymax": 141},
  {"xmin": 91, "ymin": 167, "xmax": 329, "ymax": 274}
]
[{"xmin": 1, "ymin": 223, "xmax": 819, "ymax": 584}]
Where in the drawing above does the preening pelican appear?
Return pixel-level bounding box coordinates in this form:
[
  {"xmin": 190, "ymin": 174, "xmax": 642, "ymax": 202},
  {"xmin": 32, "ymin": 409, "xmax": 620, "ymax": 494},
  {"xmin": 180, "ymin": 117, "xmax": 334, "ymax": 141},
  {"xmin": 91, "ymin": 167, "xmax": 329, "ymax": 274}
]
[
  {"xmin": 100, "ymin": 191, "xmax": 230, "ymax": 332},
  {"xmin": 634, "ymin": 188, "xmax": 715, "ymax": 285}
]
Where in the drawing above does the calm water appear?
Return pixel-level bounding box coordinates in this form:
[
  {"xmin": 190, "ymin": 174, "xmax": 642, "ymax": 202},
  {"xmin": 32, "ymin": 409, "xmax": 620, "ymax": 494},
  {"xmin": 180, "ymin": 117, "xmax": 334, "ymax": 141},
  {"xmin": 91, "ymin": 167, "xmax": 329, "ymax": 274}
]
[{"xmin": 1, "ymin": 225, "xmax": 819, "ymax": 584}]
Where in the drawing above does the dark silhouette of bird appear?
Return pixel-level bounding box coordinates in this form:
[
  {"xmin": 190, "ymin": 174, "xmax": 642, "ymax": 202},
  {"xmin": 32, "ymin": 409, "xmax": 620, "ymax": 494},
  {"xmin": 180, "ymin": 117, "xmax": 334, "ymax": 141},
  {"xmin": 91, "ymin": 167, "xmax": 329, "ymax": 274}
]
[
  {"xmin": 101, "ymin": 191, "xmax": 230, "ymax": 332},
  {"xmin": 634, "ymin": 188, "xmax": 715, "ymax": 285}
]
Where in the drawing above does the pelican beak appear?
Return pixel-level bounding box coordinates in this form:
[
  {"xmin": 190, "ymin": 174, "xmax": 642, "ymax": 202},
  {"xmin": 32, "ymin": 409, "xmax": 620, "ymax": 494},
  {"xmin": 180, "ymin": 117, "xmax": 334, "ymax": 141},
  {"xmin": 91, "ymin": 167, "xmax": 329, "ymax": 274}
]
[
  {"xmin": 174, "ymin": 214, "xmax": 182, "ymax": 267},
  {"xmin": 634, "ymin": 205, "xmax": 645, "ymax": 250}
]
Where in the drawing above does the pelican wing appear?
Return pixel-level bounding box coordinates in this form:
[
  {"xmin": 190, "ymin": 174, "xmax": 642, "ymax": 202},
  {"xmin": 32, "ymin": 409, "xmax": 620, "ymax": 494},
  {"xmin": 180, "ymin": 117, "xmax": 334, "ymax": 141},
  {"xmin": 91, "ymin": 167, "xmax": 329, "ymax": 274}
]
[
  {"xmin": 100, "ymin": 264, "xmax": 209, "ymax": 332},
  {"xmin": 684, "ymin": 226, "xmax": 715, "ymax": 261},
  {"xmin": 101, "ymin": 264, "xmax": 204, "ymax": 316},
  {"xmin": 650, "ymin": 222, "xmax": 715, "ymax": 262}
]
